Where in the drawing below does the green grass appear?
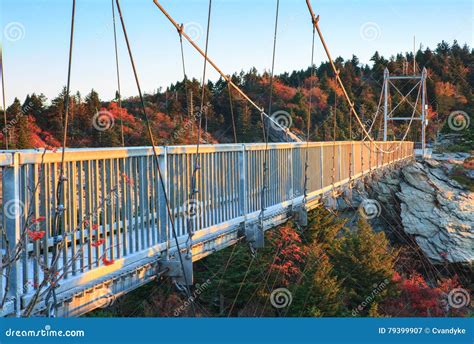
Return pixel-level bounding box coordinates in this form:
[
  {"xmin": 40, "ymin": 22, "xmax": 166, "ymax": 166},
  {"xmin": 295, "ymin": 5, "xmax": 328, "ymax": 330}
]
[{"xmin": 451, "ymin": 174, "xmax": 474, "ymax": 192}]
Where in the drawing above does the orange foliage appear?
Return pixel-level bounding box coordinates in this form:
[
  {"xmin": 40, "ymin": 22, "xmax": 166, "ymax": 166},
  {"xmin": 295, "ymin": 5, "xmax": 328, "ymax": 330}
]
[
  {"xmin": 266, "ymin": 226, "xmax": 307, "ymax": 286},
  {"xmin": 272, "ymin": 80, "xmax": 297, "ymax": 102},
  {"xmin": 27, "ymin": 116, "xmax": 61, "ymax": 148},
  {"xmin": 435, "ymin": 81, "xmax": 456, "ymax": 97},
  {"xmin": 327, "ymin": 78, "xmax": 344, "ymax": 97}
]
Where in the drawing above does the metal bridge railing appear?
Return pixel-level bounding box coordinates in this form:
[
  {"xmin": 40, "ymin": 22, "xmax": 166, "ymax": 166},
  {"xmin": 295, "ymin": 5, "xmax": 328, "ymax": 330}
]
[{"xmin": 0, "ymin": 141, "xmax": 413, "ymax": 315}]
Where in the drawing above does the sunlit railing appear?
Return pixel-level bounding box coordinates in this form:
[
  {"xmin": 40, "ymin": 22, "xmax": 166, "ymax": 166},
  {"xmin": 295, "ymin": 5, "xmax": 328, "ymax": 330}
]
[{"xmin": 0, "ymin": 141, "xmax": 413, "ymax": 315}]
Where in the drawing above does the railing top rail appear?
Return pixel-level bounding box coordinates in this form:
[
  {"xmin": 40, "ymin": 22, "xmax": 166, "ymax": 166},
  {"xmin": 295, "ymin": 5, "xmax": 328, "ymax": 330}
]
[
  {"xmin": 0, "ymin": 153, "xmax": 14, "ymax": 166},
  {"xmin": 0, "ymin": 146, "xmax": 166, "ymax": 166},
  {"xmin": 0, "ymin": 141, "xmax": 413, "ymax": 166}
]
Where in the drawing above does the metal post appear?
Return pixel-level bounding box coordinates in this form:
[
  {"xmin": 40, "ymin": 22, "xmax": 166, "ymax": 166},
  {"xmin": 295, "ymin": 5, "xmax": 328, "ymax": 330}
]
[
  {"xmin": 413, "ymin": 36, "xmax": 416, "ymax": 75},
  {"xmin": 160, "ymin": 147, "xmax": 170, "ymax": 258},
  {"xmin": 320, "ymin": 145, "xmax": 324, "ymax": 189},
  {"xmin": 421, "ymin": 67, "xmax": 427, "ymax": 157},
  {"xmin": 2, "ymin": 153, "xmax": 22, "ymax": 315},
  {"xmin": 238, "ymin": 144, "xmax": 247, "ymax": 216},
  {"xmin": 383, "ymin": 68, "xmax": 389, "ymax": 141}
]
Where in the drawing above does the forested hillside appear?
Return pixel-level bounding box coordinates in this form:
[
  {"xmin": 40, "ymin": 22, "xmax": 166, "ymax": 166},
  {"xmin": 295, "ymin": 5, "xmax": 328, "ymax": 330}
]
[{"xmin": 2, "ymin": 40, "xmax": 472, "ymax": 149}]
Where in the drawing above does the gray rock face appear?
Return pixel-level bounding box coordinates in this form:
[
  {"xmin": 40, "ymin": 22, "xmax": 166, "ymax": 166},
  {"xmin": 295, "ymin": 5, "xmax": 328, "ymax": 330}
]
[
  {"xmin": 396, "ymin": 160, "xmax": 473, "ymax": 264},
  {"xmin": 338, "ymin": 157, "xmax": 473, "ymax": 264}
]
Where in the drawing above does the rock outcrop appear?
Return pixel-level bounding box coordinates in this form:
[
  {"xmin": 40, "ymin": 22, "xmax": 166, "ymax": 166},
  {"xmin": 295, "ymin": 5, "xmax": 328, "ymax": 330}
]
[
  {"xmin": 338, "ymin": 157, "xmax": 473, "ymax": 264},
  {"xmin": 396, "ymin": 160, "xmax": 473, "ymax": 264}
]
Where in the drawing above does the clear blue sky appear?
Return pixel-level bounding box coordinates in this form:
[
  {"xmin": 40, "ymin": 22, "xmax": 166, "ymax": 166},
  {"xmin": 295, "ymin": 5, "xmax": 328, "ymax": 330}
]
[{"xmin": 1, "ymin": 0, "xmax": 473, "ymax": 106}]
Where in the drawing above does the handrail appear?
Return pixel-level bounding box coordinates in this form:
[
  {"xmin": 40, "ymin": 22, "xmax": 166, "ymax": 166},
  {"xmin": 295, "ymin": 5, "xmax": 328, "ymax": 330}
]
[{"xmin": 0, "ymin": 140, "xmax": 414, "ymax": 317}]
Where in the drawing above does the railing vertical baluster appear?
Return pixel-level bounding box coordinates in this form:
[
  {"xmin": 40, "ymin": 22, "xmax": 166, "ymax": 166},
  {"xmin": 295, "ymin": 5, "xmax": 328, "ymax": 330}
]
[
  {"xmin": 78, "ymin": 161, "xmax": 85, "ymax": 272},
  {"xmin": 41, "ymin": 163, "xmax": 50, "ymax": 276},
  {"xmin": 219, "ymin": 152, "xmax": 225, "ymax": 223},
  {"xmin": 231, "ymin": 151, "xmax": 236, "ymax": 218},
  {"xmin": 151, "ymin": 156, "xmax": 159, "ymax": 245},
  {"xmin": 205, "ymin": 153, "xmax": 210, "ymax": 227},
  {"xmin": 2, "ymin": 153, "xmax": 22, "ymax": 314},
  {"xmin": 289, "ymin": 147, "xmax": 293, "ymax": 200},
  {"xmin": 320, "ymin": 144, "xmax": 324, "ymax": 189},
  {"xmin": 119, "ymin": 158, "xmax": 129, "ymax": 256},
  {"xmin": 125, "ymin": 157, "xmax": 133, "ymax": 252},
  {"xmin": 93, "ymin": 160, "xmax": 100, "ymax": 266},
  {"xmin": 30, "ymin": 164, "xmax": 39, "ymax": 290},
  {"xmin": 20, "ymin": 166, "xmax": 28, "ymax": 294},
  {"xmin": 43, "ymin": 163, "xmax": 51, "ymax": 270},
  {"xmin": 100, "ymin": 159, "xmax": 108, "ymax": 263},
  {"xmin": 60, "ymin": 163, "xmax": 68, "ymax": 278},
  {"xmin": 71, "ymin": 161, "xmax": 78, "ymax": 275},
  {"xmin": 210, "ymin": 152, "xmax": 217, "ymax": 223},
  {"xmin": 238, "ymin": 145, "xmax": 246, "ymax": 217},
  {"xmin": 109, "ymin": 158, "xmax": 116, "ymax": 259},
  {"xmin": 159, "ymin": 147, "xmax": 169, "ymax": 251},
  {"xmin": 338, "ymin": 144, "xmax": 342, "ymax": 182},
  {"xmin": 144, "ymin": 156, "xmax": 151, "ymax": 248},
  {"xmin": 114, "ymin": 158, "xmax": 122, "ymax": 257},
  {"xmin": 148, "ymin": 156, "xmax": 156, "ymax": 246},
  {"xmin": 85, "ymin": 161, "xmax": 92, "ymax": 270},
  {"xmin": 138, "ymin": 157, "xmax": 146, "ymax": 249},
  {"xmin": 132, "ymin": 157, "xmax": 140, "ymax": 251},
  {"xmin": 224, "ymin": 151, "xmax": 230, "ymax": 221}
]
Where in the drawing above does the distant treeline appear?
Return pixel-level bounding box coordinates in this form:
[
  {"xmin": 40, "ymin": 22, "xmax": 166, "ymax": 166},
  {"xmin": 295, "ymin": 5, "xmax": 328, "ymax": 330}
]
[{"xmin": 2, "ymin": 40, "xmax": 472, "ymax": 149}]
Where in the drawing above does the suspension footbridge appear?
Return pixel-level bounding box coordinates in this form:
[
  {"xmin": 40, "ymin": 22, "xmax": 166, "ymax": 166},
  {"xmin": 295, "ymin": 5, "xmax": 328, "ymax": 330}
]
[{"xmin": 0, "ymin": 0, "xmax": 425, "ymax": 317}]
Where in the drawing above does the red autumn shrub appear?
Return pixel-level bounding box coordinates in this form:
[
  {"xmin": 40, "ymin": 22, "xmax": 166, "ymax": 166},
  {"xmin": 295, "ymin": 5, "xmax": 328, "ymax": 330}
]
[{"xmin": 381, "ymin": 272, "xmax": 470, "ymax": 317}]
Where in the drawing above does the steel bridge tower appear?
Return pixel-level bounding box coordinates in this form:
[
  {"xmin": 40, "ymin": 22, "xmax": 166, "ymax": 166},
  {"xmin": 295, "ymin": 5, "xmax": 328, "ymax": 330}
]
[{"xmin": 383, "ymin": 67, "xmax": 428, "ymax": 156}]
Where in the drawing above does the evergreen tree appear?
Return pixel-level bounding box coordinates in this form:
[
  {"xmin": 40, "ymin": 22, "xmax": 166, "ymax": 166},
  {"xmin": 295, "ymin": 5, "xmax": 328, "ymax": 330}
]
[
  {"xmin": 289, "ymin": 242, "xmax": 343, "ymax": 317},
  {"xmin": 330, "ymin": 218, "xmax": 397, "ymax": 315}
]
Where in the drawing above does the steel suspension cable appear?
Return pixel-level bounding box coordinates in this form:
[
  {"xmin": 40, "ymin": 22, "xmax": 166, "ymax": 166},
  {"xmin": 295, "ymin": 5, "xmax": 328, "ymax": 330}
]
[
  {"xmin": 111, "ymin": 0, "xmax": 125, "ymax": 146},
  {"xmin": 152, "ymin": 0, "xmax": 293, "ymax": 136},
  {"xmin": 303, "ymin": 26, "xmax": 316, "ymax": 206},
  {"xmin": 367, "ymin": 81, "xmax": 385, "ymax": 136},
  {"xmin": 305, "ymin": 0, "xmax": 414, "ymax": 154},
  {"xmin": 259, "ymin": 0, "xmax": 280, "ymax": 233},
  {"xmin": 187, "ymin": 0, "xmax": 212, "ymax": 243},
  {"xmin": 362, "ymin": 82, "xmax": 422, "ymax": 152},
  {"xmin": 227, "ymin": 78, "xmax": 238, "ymax": 143},
  {"xmin": 199, "ymin": 0, "xmax": 212, "ymax": 134},
  {"xmin": 114, "ymin": 1, "xmax": 194, "ymax": 313},
  {"xmin": 1, "ymin": 46, "xmax": 7, "ymax": 149},
  {"xmin": 47, "ymin": 0, "xmax": 76, "ymax": 318},
  {"xmin": 267, "ymin": 0, "xmax": 280, "ymax": 123},
  {"xmin": 177, "ymin": 27, "xmax": 192, "ymax": 118}
]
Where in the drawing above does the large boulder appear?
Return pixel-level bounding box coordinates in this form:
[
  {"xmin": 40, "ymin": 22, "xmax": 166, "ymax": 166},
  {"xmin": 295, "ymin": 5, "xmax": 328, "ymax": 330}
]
[{"xmin": 396, "ymin": 159, "xmax": 473, "ymax": 264}]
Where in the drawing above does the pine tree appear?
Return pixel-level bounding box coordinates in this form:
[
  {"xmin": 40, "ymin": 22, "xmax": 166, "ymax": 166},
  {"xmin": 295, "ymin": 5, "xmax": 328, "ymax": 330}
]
[
  {"xmin": 330, "ymin": 218, "xmax": 397, "ymax": 315},
  {"xmin": 288, "ymin": 242, "xmax": 343, "ymax": 317}
]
